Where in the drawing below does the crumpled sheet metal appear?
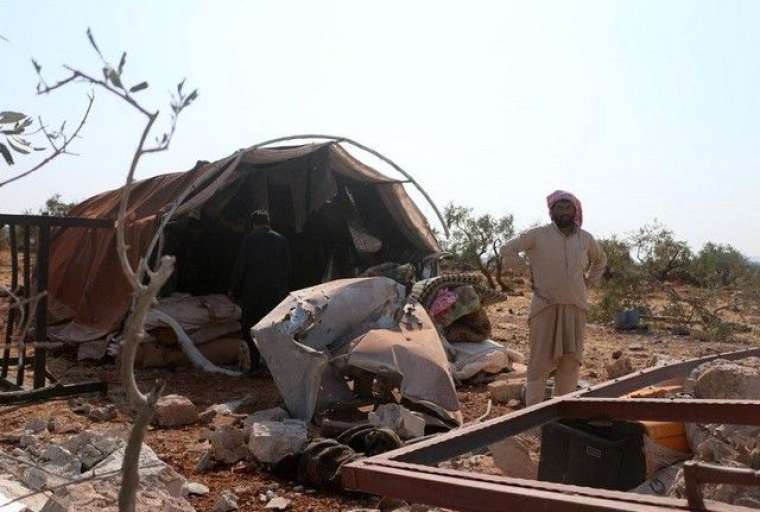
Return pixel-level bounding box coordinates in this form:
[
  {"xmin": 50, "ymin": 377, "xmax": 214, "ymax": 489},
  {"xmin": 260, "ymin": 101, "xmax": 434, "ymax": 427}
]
[
  {"xmin": 252, "ymin": 277, "xmax": 461, "ymax": 424},
  {"xmin": 346, "ymin": 302, "xmax": 461, "ymax": 421}
]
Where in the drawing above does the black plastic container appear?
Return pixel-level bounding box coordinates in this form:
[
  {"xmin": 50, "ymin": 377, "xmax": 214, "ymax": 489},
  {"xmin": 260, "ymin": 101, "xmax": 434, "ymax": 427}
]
[{"xmin": 538, "ymin": 419, "xmax": 646, "ymax": 491}]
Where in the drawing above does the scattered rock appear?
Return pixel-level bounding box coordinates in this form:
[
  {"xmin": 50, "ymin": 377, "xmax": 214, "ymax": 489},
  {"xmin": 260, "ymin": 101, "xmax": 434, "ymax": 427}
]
[
  {"xmin": 265, "ymin": 496, "xmax": 291, "ymax": 510},
  {"xmin": 248, "ymin": 420, "xmax": 308, "ymax": 464},
  {"xmin": 183, "ymin": 481, "xmax": 210, "ymax": 496},
  {"xmin": 671, "ymin": 326, "xmax": 690, "ymax": 336},
  {"xmin": 198, "ymin": 408, "xmax": 217, "ymax": 425},
  {"xmin": 487, "ymin": 380, "xmax": 524, "ymax": 404},
  {"xmin": 605, "ymin": 355, "xmax": 634, "ymax": 379},
  {"xmin": 69, "ymin": 399, "xmax": 92, "ymax": 416},
  {"xmin": 611, "ymin": 350, "xmax": 623, "ymax": 359},
  {"xmin": 88, "ymin": 404, "xmax": 117, "ymax": 422},
  {"xmin": 43, "ymin": 443, "xmax": 82, "ymax": 475},
  {"xmin": 196, "ymin": 449, "xmax": 216, "ymax": 472},
  {"xmin": 63, "ymin": 431, "xmax": 122, "ymax": 470},
  {"xmin": 214, "ymin": 490, "xmax": 240, "ymax": 512},
  {"xmin": 48, "ymin": 417, "xmax": 83, "ymax": 434},
  {"xmin": 243, "ymin": 407, "xmax": 290, "ymax": 432},
  {"xmin": 154, "ymin": 394, "xmax": 199, "ymax": 427},
  {"xmin": 489, "ymin": 435, "xmax": 539, "ymax": 480},
  {"xmin": 628, "ymin": 344, "xmax": 644, "ymax": 352},
  {"xmin": 77, "ymin": 338, "xmax": 108, "ymax": 361},
  {"xmin": 209, "ymin": 425, "xmax": 248, "ymax": 465},
  {"xmin": 368, "ymin": 404, "xmax": 426, "ymax": 440},
  {"xmin": 21, "ymin": 466, "xmax": 48, "ymax": 490},
  {"xmin": 692, "ymin": 358, "xmax": 760, "ymax": 400},
  {"xmin": 25, "ymin": 417, "xmax": 49, "ymax": 434}
]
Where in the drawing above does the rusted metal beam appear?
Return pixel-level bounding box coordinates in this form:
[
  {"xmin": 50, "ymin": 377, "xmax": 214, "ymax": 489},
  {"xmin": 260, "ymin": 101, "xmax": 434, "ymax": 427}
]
[
  {"xmin": 342, "ymin": 348, "xmax": 760, "ymax": 512},
  {"xmin": 684, "ymin": 461, "xmax": 760, "ymax": 511},
  {"xmin": 343, "ymin": 460, "xmax": 750, "ymax": 512},
  {"xmin": 387, "ymin": 399, "xmax": 560, "ymax": 465},
  {"xmin": 0, "ymin": 214, "xmax": 113, "ymax": 229},
  {"xmin": 560, "ymin": 398, "xmax": 760, "ymax": 425}
]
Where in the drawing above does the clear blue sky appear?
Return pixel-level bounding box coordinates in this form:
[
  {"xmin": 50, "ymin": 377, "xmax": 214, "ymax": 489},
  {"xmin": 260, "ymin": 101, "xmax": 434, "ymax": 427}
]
[{"xmin": 2, "ymin": 1, "xmax": 759, "ymax": 257}]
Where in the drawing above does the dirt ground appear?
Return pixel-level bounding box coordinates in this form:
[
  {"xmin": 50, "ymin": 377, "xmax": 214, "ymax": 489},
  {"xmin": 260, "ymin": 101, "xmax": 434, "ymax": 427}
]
[{"xmin": 1, "ymin": 279, "xmax": 759, "ymax": 511}]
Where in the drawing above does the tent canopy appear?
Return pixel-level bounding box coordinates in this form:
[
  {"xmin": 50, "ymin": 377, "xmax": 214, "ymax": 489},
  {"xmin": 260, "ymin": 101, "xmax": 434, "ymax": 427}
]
[{"xmin": 48, "ymin": 141, "xmax": 441, "ymax": 343}]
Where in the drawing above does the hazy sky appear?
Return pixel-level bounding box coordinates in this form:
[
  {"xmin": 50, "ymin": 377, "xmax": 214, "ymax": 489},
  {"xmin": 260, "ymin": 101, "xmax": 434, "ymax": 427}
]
[{"xmin": 2, "ymin": 1, "xmax": 759, "ymax": 256}]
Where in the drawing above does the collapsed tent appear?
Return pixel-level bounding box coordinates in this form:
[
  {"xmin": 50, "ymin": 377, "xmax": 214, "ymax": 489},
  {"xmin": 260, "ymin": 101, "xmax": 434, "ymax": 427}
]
[{"xmin": 46, "ymin": 140, "xmax": 441, "ymax": 343}]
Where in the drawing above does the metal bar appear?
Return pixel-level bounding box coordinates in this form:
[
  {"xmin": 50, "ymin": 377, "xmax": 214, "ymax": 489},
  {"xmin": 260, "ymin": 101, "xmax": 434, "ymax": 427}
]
[
  {"xmin": 560, "ymin": 398, "xmax": 760, "ymax": 425},
  {"xmin": 683, "ymin": 461, "xmax": 760, "ymax": 511},
  {"xmin": 15, "ymin": 226, "xmax": 30, "ymax": 387},
  {"xmin": 0, "ymin": 214, "xmax": 113, "ymax": 229},
  {"xmin": 0, "ymin": 381, "xmax": 107, "ymax": 405},
  {"xmin": 1, "ymin": 224, "xmax": 17, "ymax": 378},
  {"xmin": 33, "ymin": 221, "xmax": 50, "ymax": 389},
  {"xmin": 386, "ymin": 399, "xmax": 561, "ymax": 465},
  {"xmin": 342, "ymin": 460, "xmax": 749, "ymax": 512},
  {"xmin": 366, "ymin": 459, "xmax": 690, "ymax": 510},
  {"xmin": 0, "ymin": 377, "xmax": 22, "ymax": 391},
  {"xmin": 579, "ymin": 347, "xmax": 760, "ymax": 398}
]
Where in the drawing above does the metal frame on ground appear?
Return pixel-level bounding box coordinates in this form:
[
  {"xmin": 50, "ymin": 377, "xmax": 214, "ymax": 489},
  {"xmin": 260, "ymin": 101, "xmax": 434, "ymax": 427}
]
[{"xmin": 342, "ymin": 347, "xmax": 760, "ymax": 512}]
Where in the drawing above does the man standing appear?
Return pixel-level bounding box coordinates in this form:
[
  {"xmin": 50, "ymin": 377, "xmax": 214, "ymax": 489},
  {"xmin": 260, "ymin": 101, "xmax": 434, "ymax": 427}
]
[
  {"xmin": 501, "ymin": 191, "xmax": 606, "ymax": 405},
  {"xmin": 230, "ymin": 210, "xmax": 290, "ymax": 371}
]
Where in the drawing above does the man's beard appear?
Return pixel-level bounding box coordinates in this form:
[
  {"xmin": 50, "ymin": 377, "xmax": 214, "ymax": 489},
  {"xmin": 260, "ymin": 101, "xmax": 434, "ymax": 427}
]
[{"xmin": 553, "ymin": 215, "xmax": 574, "ymax": 228}]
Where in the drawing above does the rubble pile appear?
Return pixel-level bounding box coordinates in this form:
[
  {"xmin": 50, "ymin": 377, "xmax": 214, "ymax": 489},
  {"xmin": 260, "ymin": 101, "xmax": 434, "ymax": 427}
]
[
  {"xmin": 0, "ymin": 417, "xmax": 197, "ymax": 512},
  {"xmin": 667, "ymin": 357, "xmax": 760, "ymax": 507}
]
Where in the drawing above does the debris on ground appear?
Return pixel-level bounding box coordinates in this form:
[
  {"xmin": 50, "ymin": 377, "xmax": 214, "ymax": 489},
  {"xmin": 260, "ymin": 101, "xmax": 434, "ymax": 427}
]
[
  {"xmin": 667, "ymin": 357, "xmax": 760, "ymax": 506},
  {"xmin": 213, "ymin": 490, "xmax": 240, "ymax": 512},
  {"xmin": 605, "ymin": 354, "xmax": 634, "ymax": 379},
  {"xmin": 249, "ymin": 420, "xmax": 309, "ymax": 464},
  {"xmin": 154, "ymin": 394, "xmax": 199, "ymax": 427},
  {"xmin": 368, "ymin": 404, "xmax": 425, "ymax": 440},
  {"xmin": 0, "ymin": 426, "xmax": 196, "ymax": 512}
]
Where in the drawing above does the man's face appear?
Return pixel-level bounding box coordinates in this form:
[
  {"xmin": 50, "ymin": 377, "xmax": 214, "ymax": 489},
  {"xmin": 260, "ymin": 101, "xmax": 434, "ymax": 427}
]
[{"xmin": 550, "ymin": 199, "xmax": 576, "ymax": 228}]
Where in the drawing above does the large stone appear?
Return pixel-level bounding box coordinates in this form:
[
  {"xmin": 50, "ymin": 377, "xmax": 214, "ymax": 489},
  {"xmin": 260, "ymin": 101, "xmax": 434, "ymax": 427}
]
[
  {"xmin": 209, "ymin": 425, "xmax": 248, "ymax": 465},
  {"xmin": 487, "ymin": 380, "xmax": 524, "ymax": 404},
  {"xmin": 43, "ymin": 443, "xmax": 82, "ymax": 476},
  {"xmin": 368, "ymin": 404, "xmax": 426, "ymax": 440},
  {"xmin": 605, "ymin": 355, "xmax": 634, "ymax": 379},
  {"xmin": 183, "ymin": 481, "xmax": 210, "ymax": 496},
  {"xmin": 265, "ymin": 496, "xmax": 291, "ymax": 510},
  {"xmin": 63, "ymin": 431, "xmax": 123, "ymax": 470},
  {"xmin": 154, "ymin": 394, "xmax": 199, "ymax": 427},
  {"xmin": 244, "ymin": 407, "xmax": 290, "ymax": 428},
  {"xmin": 488, "ymin": 435, "xmax": 539, "ymax": 480},
  {"xmin": 25, "ymin": 417, "xmax": 49, "ymax": 434},
  {"xmin": 214, "ymin": 490, "xmax": 239, "ymax": 512},
  {"xmin": 77, "ymin": 338, "xmax": 108, "ymax": 361},
  {"xmin": 248, "ymin": 420, "xmax": 308, "ymax": 464},
  {"xmin": 692, "ymin": 358, "xmax": 760, "ymax": 399},
  {"xmin": 21, "ymin": 467, "xmax": 48, "ymax": 490}
]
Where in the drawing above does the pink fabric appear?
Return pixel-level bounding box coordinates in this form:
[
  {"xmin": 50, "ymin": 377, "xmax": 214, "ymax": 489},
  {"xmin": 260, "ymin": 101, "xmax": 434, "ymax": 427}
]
[
  {"xmin": 546, "ymin": 190, "xmax": 583, "ymax": 228},
  {"xmin": 430, "ymin": 288, "xmax": 458, "ymax": 319}
]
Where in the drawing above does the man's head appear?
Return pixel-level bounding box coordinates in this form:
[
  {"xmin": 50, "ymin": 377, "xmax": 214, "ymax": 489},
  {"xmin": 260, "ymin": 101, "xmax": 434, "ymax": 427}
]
[
  {"xmin": 550, "ymin": 199, "xmax": 576, "ymax": 229},
  {"xmin": 249, "ymin": 210, "xmax": 271, "ymax": 229},
  {"xmin": 546, "ymin": 190, "xmax": 583, "ymax": 229}
]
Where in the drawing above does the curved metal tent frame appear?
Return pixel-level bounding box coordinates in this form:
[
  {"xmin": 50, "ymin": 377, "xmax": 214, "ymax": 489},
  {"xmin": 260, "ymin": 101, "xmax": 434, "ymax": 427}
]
[{"xmin": 243, "ymin": 134, "xmax": 449, "ymax": 238}]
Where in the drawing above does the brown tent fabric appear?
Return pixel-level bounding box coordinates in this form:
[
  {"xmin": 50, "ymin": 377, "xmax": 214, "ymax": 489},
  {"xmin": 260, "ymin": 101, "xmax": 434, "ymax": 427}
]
[{"xmin": 47, "ymin": 142, "xmax": 440, "ymax": 343}]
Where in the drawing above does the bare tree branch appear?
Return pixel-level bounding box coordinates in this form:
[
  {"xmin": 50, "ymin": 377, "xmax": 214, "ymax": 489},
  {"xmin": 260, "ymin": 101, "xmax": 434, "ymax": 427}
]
[
  {"xmin": 0, "ymin": 93, "xmax": 94, "ymax": 188},
  {"xmin": 118, "ymin": 380, "xmax": 163, "ymax": 512}
]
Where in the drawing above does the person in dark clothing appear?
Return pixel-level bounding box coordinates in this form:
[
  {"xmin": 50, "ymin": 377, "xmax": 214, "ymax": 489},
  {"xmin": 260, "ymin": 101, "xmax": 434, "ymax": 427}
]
[{"xmin": 229, "ymin": 210, "xmax": 290, "ymax": 371}]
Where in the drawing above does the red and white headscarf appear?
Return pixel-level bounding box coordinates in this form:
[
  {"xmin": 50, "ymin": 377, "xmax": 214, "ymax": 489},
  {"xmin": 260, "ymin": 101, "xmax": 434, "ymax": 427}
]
[{"xmin": 546, "ymin": 190, "xmax": 583, "ymax": 228}]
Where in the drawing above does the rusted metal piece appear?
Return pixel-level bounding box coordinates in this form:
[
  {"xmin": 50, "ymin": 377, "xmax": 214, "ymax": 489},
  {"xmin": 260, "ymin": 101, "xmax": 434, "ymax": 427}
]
[
  {"xmin": 683, "ymin": 461, "xmax": 760, "ymax": 511},
  {"xmin": 345, "ymin": 459, "xmax": 751, "ymax": 512},
  {"xmin": 560, "ymin": 398, "xmax": 760, "ymax": 425},
  {"xmin": 342, "ymin": 348, "xmax": 760, "ymax": 512},
  {"xmin": 0, "ymin": 213, "xmax": 113, "ymax": 402}
]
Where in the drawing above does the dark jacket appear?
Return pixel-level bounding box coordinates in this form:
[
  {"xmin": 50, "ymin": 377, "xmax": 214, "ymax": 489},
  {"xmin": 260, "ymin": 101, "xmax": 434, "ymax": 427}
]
[{"xmin": 230, "ymin": 227, "xmax": 290, "ymax": 313}]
